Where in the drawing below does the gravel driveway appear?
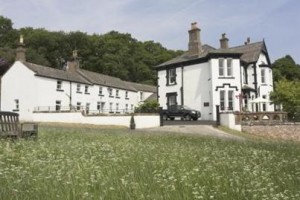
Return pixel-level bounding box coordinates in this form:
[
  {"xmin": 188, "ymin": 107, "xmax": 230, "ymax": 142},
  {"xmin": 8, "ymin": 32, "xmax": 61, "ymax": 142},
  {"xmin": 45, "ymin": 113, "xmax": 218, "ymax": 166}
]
[{"xmin": 142, "ymin": 125, "xmax": 245, "ymax": 141}]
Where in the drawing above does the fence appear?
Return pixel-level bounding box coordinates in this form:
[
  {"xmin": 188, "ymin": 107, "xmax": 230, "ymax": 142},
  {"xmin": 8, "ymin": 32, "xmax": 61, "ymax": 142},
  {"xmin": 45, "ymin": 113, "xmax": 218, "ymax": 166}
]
[{"xmin": 34, "ymin": 106, "xmax": 134, "ymax": 115}]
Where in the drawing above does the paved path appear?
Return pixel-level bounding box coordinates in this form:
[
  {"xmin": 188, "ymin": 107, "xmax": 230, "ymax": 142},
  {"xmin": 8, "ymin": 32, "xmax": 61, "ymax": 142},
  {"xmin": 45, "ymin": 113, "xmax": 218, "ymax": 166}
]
[{"xmin": 142, "ymin": 125, "xmax": 245, "ymax": 141}]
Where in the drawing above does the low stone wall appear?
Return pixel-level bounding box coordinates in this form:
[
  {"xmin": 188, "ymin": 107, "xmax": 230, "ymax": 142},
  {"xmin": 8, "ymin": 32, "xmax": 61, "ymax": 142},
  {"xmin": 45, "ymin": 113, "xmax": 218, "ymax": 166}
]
[
  {"xmin": 32, "ymin": 112, "xmax": 160, "ymax": 129},
  {"xmin": 242, "ymin": 124, "xmax": 300, "ymax": 141}
]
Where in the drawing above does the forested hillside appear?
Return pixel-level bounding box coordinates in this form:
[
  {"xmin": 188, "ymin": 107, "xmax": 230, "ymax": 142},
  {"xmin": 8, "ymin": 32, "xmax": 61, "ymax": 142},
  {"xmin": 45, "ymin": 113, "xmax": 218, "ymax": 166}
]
[{"xmin": 0, "ymin": 16, "xmax": 183, "ymax": 85}]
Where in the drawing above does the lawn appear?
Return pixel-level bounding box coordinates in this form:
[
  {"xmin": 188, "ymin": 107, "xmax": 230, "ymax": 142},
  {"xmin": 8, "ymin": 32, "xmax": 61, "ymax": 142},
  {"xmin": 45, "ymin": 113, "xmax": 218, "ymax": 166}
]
[{"xmin": 0, "ymin": 124, "xmax": 300, "ymax": 200}]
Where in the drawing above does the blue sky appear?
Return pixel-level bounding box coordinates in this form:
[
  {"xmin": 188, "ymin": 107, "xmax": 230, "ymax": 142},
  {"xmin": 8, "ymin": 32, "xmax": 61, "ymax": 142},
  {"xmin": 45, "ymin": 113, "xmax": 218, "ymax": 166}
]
[{"xmin": 1, "ymin": 0, "xmax": 299, "ymax": 64}]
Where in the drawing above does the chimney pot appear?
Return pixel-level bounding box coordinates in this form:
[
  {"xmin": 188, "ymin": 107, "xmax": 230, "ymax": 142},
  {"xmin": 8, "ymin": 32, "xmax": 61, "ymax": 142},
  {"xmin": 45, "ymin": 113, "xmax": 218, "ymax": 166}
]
[
  {"xmin": 67, "ymin": 50, "xmax": 79, "ymax": 72},
  {"xmin": 220, "ymin": 33, "xmax": 229, "ymax": 49},
  {"xmin": 16, "ymin": 35, "xmax": 26, "ymax": 62}
]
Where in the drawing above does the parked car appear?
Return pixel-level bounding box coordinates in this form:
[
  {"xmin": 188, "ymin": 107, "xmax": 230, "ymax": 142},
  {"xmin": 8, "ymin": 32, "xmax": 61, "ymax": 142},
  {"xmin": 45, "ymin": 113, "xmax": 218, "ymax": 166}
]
[{"xmin": 162, "ymin": 105, "xmax": 201, "ymax": 121}]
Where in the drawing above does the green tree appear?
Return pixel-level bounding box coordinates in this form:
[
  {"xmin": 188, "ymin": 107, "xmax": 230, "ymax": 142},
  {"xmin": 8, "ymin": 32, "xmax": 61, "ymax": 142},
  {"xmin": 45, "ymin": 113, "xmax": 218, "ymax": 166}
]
[
  {"xmin": 270, "ymin": 79, "xmax": 300, "ymax": 120},
  {"xmin": 272, "ymin": 55, "xmax": 300, "ymax": 82}
]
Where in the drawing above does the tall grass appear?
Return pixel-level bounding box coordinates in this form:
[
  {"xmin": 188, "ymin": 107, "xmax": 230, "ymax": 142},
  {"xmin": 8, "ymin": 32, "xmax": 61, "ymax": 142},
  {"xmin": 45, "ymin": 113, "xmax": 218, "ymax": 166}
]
[{"xmin": 0, "ymin": 125, "xmax": 299, "ymax": 199}]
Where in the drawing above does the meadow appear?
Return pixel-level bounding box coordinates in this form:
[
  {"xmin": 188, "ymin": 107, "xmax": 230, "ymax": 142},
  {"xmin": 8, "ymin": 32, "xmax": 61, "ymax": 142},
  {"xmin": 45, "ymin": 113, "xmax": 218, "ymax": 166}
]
[{"xmin": 0, "ymin": 124, "xmax": 300, "ymax": 200}]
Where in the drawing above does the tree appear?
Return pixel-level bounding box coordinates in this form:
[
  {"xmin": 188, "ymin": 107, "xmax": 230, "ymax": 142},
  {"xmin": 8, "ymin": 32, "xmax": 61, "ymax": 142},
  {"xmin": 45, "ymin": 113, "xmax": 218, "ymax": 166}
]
[
  {"xmin": 272, "ymin": 55, "xmax": 300, "ymax": 82},
  {"xmin": 270, "ymin": 79, "xmax": 300, "ymax": 120}
]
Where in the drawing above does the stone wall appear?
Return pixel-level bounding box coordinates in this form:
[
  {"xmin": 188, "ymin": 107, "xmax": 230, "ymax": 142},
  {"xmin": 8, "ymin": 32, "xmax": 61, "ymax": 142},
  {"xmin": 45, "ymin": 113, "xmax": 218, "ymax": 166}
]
[{"xmin": 242, "ymin": 124, "xmax": 300, "ymax": 141}]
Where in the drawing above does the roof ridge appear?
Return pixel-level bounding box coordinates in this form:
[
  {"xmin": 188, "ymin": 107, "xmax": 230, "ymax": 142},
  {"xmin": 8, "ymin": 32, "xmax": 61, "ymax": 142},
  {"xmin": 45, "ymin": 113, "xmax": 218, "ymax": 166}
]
[{"xmin": 228, "ymin": 41, "xmax": 263, "ymax": 49}]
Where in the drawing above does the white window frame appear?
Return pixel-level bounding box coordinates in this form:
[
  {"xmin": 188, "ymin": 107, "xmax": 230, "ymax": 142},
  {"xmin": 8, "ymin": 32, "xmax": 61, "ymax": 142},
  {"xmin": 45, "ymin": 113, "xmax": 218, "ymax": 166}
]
[
  {"xmin": 99, "ymin": 86, "xmax": 103, "ymax": 95},
  {"xmin": 76, "ymin": 102, "xmax": 81, "ymax": 111},
  {"xmin": 219, "ymin": 58, "xmax": 224, "ymax": 76},
  {"xmin": 57, "ymin": 80, "xmax": 63, "ymax": 91},
  {"xmin": 55, "ymin": 100, "xmax": 61, "ymax": 111},
  {"xmin": 84, "ymin": 85, "xmax": 89, "ymax": 94},
  {"xmin": 76, "ymin": 84, "xmax": 81, "ymax": 93},
  {"xmin": 167, "ymin": 68, "xmax": 176, "ymax": 85},
  {"xmin": 261, "ymin": 69, "xmax": 266, "ymax": 83},
  {"xmin": 220, "ymin": 90, "xmax": 225, "ymax": 111},
  {"xmin": 227, "ymin": 58, "xmax": 232, "ymax": 76},
  {"xmin": 228, "ymin": 90, "xmax": 234, "ymax": 111}
]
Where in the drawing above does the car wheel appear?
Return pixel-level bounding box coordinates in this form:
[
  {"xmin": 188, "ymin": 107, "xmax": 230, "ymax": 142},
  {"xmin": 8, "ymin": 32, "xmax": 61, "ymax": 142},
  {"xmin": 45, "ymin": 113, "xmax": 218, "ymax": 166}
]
[
  {"xmin": 192, "ymin": 118, "xmax": 198, "ymax": 121},
  {"xmin": 163, "ymin": 114, "xmax": 168, "ymax": 120},
  {"xmin": 170, "ymin": 117, "xmax": 175, "ymax": 120},
  {"xmin": 185, "ymin": 114, "xmax": 191, "ymax": 121}
]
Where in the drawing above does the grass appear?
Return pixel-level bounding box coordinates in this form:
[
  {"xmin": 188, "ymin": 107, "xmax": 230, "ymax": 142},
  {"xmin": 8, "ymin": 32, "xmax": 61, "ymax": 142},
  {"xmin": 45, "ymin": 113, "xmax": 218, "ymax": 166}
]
[{"xmin": 0, "ymin": 125, "xmax": 300, "ymax": 200}]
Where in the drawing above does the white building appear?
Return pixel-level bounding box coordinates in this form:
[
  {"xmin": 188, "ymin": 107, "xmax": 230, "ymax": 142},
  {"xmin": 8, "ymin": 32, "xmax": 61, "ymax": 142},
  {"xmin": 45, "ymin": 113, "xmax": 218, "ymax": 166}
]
[
  {"xmin": 0, "ymin": 41, "xmax": 156, "ymax": 121},
  {"xmin": 155, "ymin": 23, "xmax": 274, "ymax": 121}
]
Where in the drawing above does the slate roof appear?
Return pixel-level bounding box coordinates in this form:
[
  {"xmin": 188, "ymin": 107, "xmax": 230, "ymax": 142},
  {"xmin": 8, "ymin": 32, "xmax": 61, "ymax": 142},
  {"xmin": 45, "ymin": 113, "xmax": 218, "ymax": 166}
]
[
  {"xmin": 145, "ymin": 93, "xmax": 157, "ymax": 101},
  {"xmin": 124, "ymin": 81, "xmax": 156, "ymax": 93},
  {"xmin": 228, "ymin": 41, "xmax": 264, "ymax": 63},
  {"xmin": 155, "ymin": 41, "xmax": 265, "ymax": 68},
  {"xmin": 156, "ymin": 44, "xmax": 215, "ymax": 68},
  {"xmin": 22, "ymin": 61, "xmax": 156, "ymax": 93},
  {"xmin": 23, "ymin": 62, "xmax": 91, "ymax": 84},
  {"xmin": 77, "ymin": 69, "xmax": 136, "ymax": 91}
]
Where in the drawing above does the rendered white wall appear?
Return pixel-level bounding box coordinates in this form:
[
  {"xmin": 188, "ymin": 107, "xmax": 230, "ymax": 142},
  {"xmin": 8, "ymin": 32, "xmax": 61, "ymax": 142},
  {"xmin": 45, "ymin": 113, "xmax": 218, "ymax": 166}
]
[
  {"xmin": 220, "ymin": 113, "xmax": 241, "ymax": 131},
  {"xmin": 32, "ymin": 112, "xmax": 160, "ymax": 129},
  {"xmin": 183, "ymin": 62, "xmax": 211, "ymax": 120},
  {"xmin": 1, "ymin": 61, "xmax": 36, "ymax": 121}
]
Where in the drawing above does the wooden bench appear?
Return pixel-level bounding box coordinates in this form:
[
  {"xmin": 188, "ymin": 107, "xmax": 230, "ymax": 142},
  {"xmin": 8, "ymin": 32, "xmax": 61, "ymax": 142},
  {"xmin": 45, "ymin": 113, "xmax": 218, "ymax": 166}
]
[{"xmin": 0, "ymin": 111, "xmax": 38, "ymax": 139}]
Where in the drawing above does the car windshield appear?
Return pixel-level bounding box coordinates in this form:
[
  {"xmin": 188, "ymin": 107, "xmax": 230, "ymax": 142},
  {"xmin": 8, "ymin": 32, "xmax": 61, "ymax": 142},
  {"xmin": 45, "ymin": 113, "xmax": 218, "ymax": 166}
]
[{"xmin": 182, "ymin": 105, "xmax": 192, "ymax": 110}]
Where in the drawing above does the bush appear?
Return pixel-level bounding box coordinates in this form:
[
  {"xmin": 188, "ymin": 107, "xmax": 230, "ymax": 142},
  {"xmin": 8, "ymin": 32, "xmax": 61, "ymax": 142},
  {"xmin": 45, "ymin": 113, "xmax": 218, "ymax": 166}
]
[{"xmin": 134, "ymin": 100, "xmax": 159, "ymax": 113}]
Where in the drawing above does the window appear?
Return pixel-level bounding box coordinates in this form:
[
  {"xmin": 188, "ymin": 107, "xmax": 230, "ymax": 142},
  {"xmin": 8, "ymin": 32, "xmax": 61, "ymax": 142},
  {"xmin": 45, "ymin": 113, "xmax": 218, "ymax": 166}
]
[
  {"xmin": 76, "ymin": 102, "xmax": 81, "ymax": 111},
  {"xmin": 125, "ymin": 104, "xmax": 128, "ymax": 112},
  {"xmin": 227, "ymin": 59, "xmax": 232, "ymax": 76},
  {"xmin": 55, "ymin": 100, "xmax": 61, "ymax": 111},
  {"xmin": 86, "ymin": 103, "xmax": 90, "ymax": 114},
  {"xmin": 166, "ymin": 93, "xmax": 177, "ymax": 108},
  {"xmin": 116, "ymin": 90, "xmax": 119, "ymax": 98},
  {"xmin": 131, "ymin": 104, "xmax": 134, "ymax": 112},
  {"xmin": 167, "ymin": 68, "xmax": 176, "ymax": 85},
  {"xmin": 108, "ymin": 88, "xmax": 113, "ymax": 97},
  {"xmin": 97, "ymin": 102, "xmax": 105, "ymax": 111},
  {"xmin": 99, "ymin": 86, "xmax": 103, "ymax": 96},
  {"xmin": 116, "ymin": 103, "xmax": 119, "ymax": 112},
  {"xmin": 85, "ymin": 85, "xmax": 89, "ymax": 94},
  {"xmin": 219, "ymin": 58, "xmax": 224, "ymax": 76},
  {"xmin": 243, "ymin": 67, "xmax": 248, "ymax": 84},
  {"xmin": 220, "ymin": 90, "xmax": 225, "ymax": 111},
  {"xmin": 228, "ymin": 91, "xmax": 233, "ymax": 110},
  {"xmin": 76, "ymin": 84, "xmax": 81, "ymax": 93},
  {"xmin": 14, "ymin": 99, "xmax": 19, "ymax": 111},
  {"xmin": 57, "ymin": 81, "xmax": 63, "ymax": 91},
  {"xmin": 140, "ymin": 92, "xmax": 144, "ymax": 101},
  {"xmin": 109, "ymin": 103, "xmax": 113, "ymax": 112},
  {"xmin": 125, "ymin": 91, "xmax": 129, "ymax": 99},
  {"xmin": 261, "ymin": 69, "xmax": 266, "ymax": 83}
]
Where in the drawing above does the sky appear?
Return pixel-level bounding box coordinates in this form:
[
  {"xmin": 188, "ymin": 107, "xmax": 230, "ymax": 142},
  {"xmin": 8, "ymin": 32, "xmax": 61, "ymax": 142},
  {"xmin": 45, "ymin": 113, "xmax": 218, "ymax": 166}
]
[{"xmin": 0, "ymin": 0, "xmax": 299, "ymax": 64}]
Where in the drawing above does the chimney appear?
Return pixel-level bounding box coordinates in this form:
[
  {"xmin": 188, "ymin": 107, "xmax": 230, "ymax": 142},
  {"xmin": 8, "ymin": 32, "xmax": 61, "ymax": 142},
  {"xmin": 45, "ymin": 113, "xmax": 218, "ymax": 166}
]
[
  {"xmin": 16, "ymin": 35, "xmax": 26, "ymax": 62},
  {"xmin": 220, "ymin": 33, "xmax": 229, "ymax": 49},
  {"xmin": 66, "ymin": 50, "xmax": 79, "ymax": 72},
  {"xmin": 188, "ymin": 22, "xmax": 202, "ymax": 56},
  {"xmin": 244, "ymin": 37, "xmax": 250, "ymax": 45}
]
